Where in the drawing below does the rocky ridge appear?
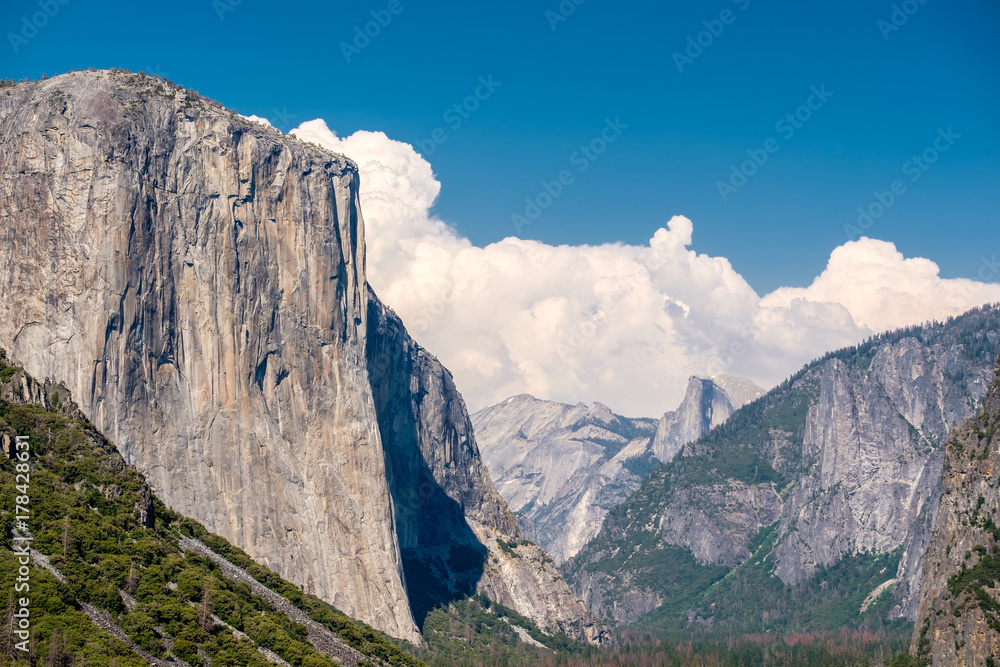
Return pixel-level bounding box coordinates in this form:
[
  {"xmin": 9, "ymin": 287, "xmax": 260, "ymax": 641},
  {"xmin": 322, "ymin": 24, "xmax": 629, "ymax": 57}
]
[{"xmin": 651, "ymin": 374, "xmax": 765, "ymax": 463}]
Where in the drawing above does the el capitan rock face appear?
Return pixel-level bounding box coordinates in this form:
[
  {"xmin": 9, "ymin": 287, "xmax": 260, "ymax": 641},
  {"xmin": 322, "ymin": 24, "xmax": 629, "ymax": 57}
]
[{"xmin": 0, "ymin": 70, "xmax": 602, "ymax": 645}]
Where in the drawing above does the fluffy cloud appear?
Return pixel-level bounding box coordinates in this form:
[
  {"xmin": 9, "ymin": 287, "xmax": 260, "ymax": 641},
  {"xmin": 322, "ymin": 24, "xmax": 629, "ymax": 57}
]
[{"xmin": 289, "ymin": 119, "xmax": 1000, "ymax": 417}]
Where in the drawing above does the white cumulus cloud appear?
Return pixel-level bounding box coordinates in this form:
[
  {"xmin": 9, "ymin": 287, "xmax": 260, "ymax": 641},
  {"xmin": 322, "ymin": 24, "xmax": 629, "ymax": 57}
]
[{"xmin": 289, "ymin": 119, "xmax": 1000, "ymax": 417}]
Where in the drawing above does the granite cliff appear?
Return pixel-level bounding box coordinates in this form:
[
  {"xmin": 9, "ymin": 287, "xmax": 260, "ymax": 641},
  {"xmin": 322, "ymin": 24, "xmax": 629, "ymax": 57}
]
[
  {"xmin": 366, "ymin": 295, "xmax": 607, "ymax": 643},
  {"xmin": 910, "ymin": 358, "xmax": 1000, "ymax": 665},
  {"xmin": 474, "ymin": 376, "xmax": 761, "ymax": 564},
  {"xmin": 565, "ymin": 308, "xmax": 1000, "ymax": 630},
  {"xmin": 0, "ymin": 70, "xmax": 602, "ymax": 645}
]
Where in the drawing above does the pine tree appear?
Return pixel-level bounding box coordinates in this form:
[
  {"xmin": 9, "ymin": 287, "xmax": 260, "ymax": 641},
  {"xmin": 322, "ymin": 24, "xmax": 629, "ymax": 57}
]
[
  {"xmin": 125, "ymin": 561, "xmax": 138, "ymax": 595},
  {"xmin": 62, "ymin": 515, "xmax": 71, "ymax": 557},
  {"xmin": 199, "ymin": 580, "xmax": 213, "ymax": 632}
]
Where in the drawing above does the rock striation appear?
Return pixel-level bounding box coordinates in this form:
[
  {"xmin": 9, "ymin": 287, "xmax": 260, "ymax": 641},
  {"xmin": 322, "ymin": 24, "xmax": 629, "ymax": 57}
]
[
  {"xmin": 0, "ymin": 70, "xmax": 602, "ymax": 645},
  {"xmin": 474, "ymin": 376, "xmax": 761, "ymax": 564},
  {"xmin": 911, "ymin": 358, "xmax": 1000, "ymax": 665}
]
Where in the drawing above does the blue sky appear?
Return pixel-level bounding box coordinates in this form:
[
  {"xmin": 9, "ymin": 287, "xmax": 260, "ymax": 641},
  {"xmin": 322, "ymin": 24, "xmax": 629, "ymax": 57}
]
[{"xmin": 2, "ymin": 0, "xmax": 998, "ymax": 294}]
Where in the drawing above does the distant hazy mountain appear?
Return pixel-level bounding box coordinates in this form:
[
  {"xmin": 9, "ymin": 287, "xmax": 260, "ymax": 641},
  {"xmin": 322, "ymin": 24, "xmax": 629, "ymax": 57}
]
[
  {"xmin": 474, "ymin": 375, "xmax": 764, "ymax": 563},
  {"xmin": 652, "ymin": 374, "xmax": 766, "ymax": 463},
  {"xmin": 564, "ymin": 305, "xmax": 1000, "ymax": 634}
]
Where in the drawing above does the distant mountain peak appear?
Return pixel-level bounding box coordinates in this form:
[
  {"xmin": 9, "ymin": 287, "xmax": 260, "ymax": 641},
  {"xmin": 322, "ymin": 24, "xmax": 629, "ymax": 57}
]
[
  {"xmin": 651, "ymin": 374, "xmax": 765, "ymax": 463},
  {"xmin": 473, "ymin": 376, "xmax": 762, "ymax": 564}
]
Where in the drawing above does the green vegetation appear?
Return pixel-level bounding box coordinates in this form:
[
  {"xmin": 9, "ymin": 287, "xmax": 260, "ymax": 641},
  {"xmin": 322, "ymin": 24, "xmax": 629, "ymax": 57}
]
[
  {"xmin": 180, "ymin": 521, "xmax": 424, "ymax": 666},
  {"xmin": 0, "ymin": 355, "xmax": 20, "ymax": 384},
  {"xmin": 414, "ymin": 594, "xmax": 591, "ymax": 666},
  {"xmin": 0, "ymin": 355, "xmax": 425, "ymax": 666},
  {"xmin": 496, "ymin": 538, "xmax": 521, "ymax": 558},
  {"xmin": 641, "ymin": 542, "xmax": 906, "ymax": 637},
  {"xmin": 416, "ymin": 598, "xmax": 912, "ymax": 666},
  {"xmin": 947, "ymin": 552, "xmax": 1000, "ymax": 632}
]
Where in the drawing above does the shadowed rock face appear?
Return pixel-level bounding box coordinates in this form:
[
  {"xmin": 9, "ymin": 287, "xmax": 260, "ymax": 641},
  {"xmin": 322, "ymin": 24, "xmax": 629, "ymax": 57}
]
[
  {"xmin": 367, "ymin": 294, "xmax": 609, "ymax": 643},
  {"xmin": 911, "ymin": 360, "xmax": 1000, "ymax": 666},
  {"xmin": 0, "ymin": 70, "xmax": 604, "ymax": 645}
]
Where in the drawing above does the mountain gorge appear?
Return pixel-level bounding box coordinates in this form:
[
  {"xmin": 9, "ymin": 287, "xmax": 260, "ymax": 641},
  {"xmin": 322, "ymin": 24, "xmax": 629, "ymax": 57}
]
[
  {"xmin": 0, "ymin": 70, "xmax": 603, "ymax": 648},
  {"xmin": 474, "ymin": 375, "xmax": 763, "ymax": 564},
  {"xmin": 565, "ymin": 307, "xmax": 1000, "ymax": 631}
]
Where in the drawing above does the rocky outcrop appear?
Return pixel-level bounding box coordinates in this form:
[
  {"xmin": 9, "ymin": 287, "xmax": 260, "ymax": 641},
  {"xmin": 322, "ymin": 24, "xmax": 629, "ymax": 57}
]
[
  {"xmin": 474, "ymin": 376, "xmax": 760, "ymax": 565},
  {"xmin": 651, "ymin": 374, "xmax": 765, "ymax": 463},
  {"xmin": 474, "ymin": 395, "xmax": 656, "ymax": 563},
  {"xmin": 566, "ymin": 311, "xmax": 1000, "ymax": 628},
  {"xmin": 770, "ymin": 338, "xmax": 971, "ymax": 618},
  {"xmin": 0, "ymin": 70, "xmax": 601, "ymax": 645},
  {"xmin": 367, "ymin": 297, "xmax": 607, "ymax": 642},
  {"xmin": 911, "ymin": 359, "xmax": 1000, "ymax": 666}
]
